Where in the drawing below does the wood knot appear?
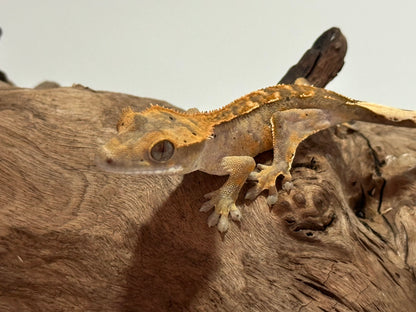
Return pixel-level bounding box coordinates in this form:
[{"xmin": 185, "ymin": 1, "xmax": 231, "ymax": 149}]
[{"xmin": 273, "ymin": 183, "xmax": 336, "ymax": 239}]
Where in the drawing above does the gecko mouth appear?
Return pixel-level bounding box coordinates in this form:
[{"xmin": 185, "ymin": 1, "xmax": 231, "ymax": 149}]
[
  {"xmin": 95, "ymin": 146, "xmax": 183, "ymax": 175},
  {"xmin": 97, "ymin": 165, "xmax": 184, "ymax": 175}
]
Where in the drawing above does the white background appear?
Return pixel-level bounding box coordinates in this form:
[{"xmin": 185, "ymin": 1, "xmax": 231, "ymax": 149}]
[{"xmin": 1, "ymin": 1, "xmax": 415, "ymax": 110}]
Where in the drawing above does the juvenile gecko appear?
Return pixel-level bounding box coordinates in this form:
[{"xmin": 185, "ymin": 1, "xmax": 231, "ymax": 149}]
[{"xmin": 96, "ymin": 81, "xmax": 416, "ymax": 232}]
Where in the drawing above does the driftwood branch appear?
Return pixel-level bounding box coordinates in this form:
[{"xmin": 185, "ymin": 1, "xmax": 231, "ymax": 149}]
[
  {"xmin": 1, "ymin": 28, "xmax": 415, "ymax": 312},
  {"xmin": 279, "ymin": 27, "xmax": 347, "ymax": 87},
  {"xmin": 0, "ymin": 28, "xmax": 11, "ymax": 85}
]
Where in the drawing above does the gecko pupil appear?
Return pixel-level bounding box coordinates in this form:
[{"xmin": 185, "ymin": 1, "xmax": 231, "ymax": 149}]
[{"xmin": 150, "ymin": 140, "xmax": 174, "ymax": 162}]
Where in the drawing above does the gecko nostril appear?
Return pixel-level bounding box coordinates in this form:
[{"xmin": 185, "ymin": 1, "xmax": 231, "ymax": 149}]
[{"xmin": 106, "ymin": 157, "xmax": 113, "ymax": 164}]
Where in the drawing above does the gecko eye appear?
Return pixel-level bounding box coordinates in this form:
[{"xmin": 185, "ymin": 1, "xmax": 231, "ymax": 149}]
[{"xmin": 150, "ymin": 140, "xmax": 174, "ymax": 162}]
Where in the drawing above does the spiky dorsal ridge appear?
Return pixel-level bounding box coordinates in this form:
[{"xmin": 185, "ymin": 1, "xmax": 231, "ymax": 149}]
[
  {"xmin": 138, "ymin": 85, "xmax": 293, "ymax": 127},
  {"xmin": 119, "ymin": 106, "xmax": 134, "ymax": 120},
  {"xmin": 143, "ymin": 104, "xmax": 197, "ymax": 116},
  {"xmin": 129, "ymin": 84, "xmax": 360, "ymax": 129},
  {"xmin": 140, "ymin": 83, "xmax": 293, "ymax": 117},
  {"xmin": 198, "ymin": 84, "xmax": 298, "ymax": 125}
]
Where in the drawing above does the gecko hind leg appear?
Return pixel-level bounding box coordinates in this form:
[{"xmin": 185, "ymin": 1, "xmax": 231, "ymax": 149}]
[
  {"xmin": 200, "ymin": 156, "xmax": 255, "ymax": 232},
  {"xmin": 246, "ymin": 108, "xmax": 343, "ymax": 205}
]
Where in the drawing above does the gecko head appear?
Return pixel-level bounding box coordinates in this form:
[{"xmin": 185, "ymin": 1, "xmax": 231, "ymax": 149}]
[{"xmin": 96, "ymin": 106, "xmax": 211, "ymax": 175}]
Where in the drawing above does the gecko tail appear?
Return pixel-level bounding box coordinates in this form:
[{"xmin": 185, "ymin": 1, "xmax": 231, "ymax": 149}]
[{"xmin": 348, "ymin": 101, "xmax": 416, "ymax": 128}]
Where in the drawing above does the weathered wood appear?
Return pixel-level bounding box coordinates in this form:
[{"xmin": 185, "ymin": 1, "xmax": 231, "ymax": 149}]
[
  {"xmin": 0, "ymin": 29, "xmax": 12, "ymax": 86},
  {"xmin": 1, "ymin": 28, "xmax": 415, "ymax": 312},
  {"xmin": 279, "ymin": 27, "xmax": 347, "ymax": 88}
]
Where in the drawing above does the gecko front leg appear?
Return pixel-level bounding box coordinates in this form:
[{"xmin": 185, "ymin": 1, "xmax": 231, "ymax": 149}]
[
  {"xmin": 246, "ymin": 108, "xmax": 344, "ymax": 205},
  {"xmin": 200, "ymin": 156, "xmax": 255, "ymax": 232}
]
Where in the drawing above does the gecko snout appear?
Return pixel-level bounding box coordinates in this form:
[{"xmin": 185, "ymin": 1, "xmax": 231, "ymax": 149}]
[{"xmin": 95, "ymin": 145, "xmax": 116, "ymax": 169}]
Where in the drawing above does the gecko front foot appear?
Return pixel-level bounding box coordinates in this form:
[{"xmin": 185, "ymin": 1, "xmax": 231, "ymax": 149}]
[
  {"xmin": 245, "ymin": 164, "xmax": 291, "ymax": 206},
  {"xmin": 200, "ymin": 190, "xmax": 242, "ymax": 232}
]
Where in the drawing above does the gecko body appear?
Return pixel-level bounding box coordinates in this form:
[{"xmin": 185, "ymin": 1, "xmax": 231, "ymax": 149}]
[{"xmin": 96, "ymin": 83, "xmax": 416, "ymax": 232}]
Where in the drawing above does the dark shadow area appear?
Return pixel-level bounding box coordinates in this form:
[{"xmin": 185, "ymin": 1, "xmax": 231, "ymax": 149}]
[{"xmin": 122, "ymin": 172, "xmax": 225, "ymax": 312}]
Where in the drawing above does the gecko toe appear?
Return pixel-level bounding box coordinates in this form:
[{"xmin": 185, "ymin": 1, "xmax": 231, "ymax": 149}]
[
  {"xmin": 266, "ymin": 194, "xmax": 278, "ymax": 206},
  {"xmin": 266, "ymin": 187, "xmax": 278, "ymax": 206},
  {"xmin": 217, "ymin": 215, "xmax": 229, "ymax": 232},
  {"xmin": 245, "ymin": 185, "xmax": 261, "ymax": 201},
  {"xmin": 247, "ymin": 171, "xmax": 259, "ymax": 181},
  {"xmin": 257, "ymin": 163, "xmax": 269, "ymax": 170},
  {"xmin": 246, "ymin": 181, "xmax": 279, "ymax": 205},
  {"xmin": 230, "ymin": 206, "xmax": 242, "ymax": 221},
  {"xmin": 203, "ymin": 190, "xmax": 217, "ymax": 199},
  {"xmin": 200, "ymin": 200, "xmax": 214, "ymax": 212},
  {"xmin": 282, "ymin": 181, "xmax": 294, "ymax": 193},
  {"xmin": 207, "ymin": 211, "xmax": 220, "ymax": 227}
]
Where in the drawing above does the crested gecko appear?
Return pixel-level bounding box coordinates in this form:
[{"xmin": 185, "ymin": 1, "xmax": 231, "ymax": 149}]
[{"xmin": 96, "ymin": 81, "xmax": 416, "ymax": 232}]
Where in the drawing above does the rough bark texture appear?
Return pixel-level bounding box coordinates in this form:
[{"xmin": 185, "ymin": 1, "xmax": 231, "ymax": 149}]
[
  {"xmin": 279, "ymin": 27, "xmax": 347, "ymax": 88},
  {"xmin": 1, "ymin": 28, "xmax": 415, "ymax": 312}
]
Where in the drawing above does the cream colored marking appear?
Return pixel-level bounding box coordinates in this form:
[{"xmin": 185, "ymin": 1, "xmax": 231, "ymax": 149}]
[
  {"xmin": 269, "ymin": 115, "xmax": 275, "ymax": 138},
  {"xmin": 255, "ymin": 90, "xmax": 268, "ymax": 96},
  {"xmin": 299, "ymin": 91, "xmax": 314, "ymax": 98},
  {"xmin": 245, "ymin": 101, "xmax": 259, "ymax": 109},
  {"xmin": 266, "ymin": 92, "xmax": 282, "ymax": 104},
  {"xmin": 266, "ymin": 99, "xmax": 278, "ymax": 104}
]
